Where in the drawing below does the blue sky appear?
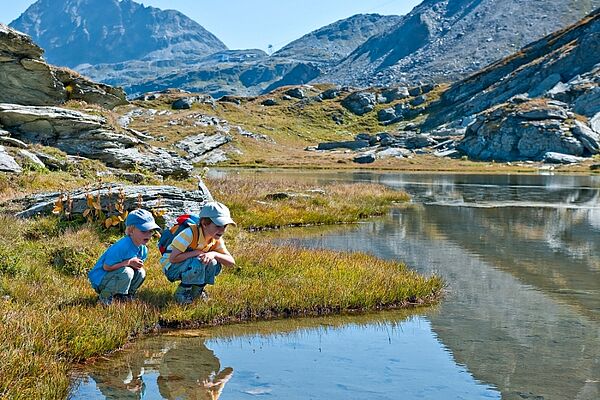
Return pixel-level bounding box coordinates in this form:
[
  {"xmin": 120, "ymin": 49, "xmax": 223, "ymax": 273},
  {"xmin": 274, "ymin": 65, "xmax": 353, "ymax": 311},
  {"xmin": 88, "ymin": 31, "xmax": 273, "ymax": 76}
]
[{"xmin": 1, "ymin": 0, "xmax": 421, "ymax": 52}]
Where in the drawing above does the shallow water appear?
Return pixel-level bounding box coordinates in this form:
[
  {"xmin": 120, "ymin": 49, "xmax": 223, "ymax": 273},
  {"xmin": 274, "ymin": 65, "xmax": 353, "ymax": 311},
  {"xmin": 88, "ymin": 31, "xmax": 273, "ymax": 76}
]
[{"xmin": 72, "ymin": 172, "xmax": 600, "ymax": 399}]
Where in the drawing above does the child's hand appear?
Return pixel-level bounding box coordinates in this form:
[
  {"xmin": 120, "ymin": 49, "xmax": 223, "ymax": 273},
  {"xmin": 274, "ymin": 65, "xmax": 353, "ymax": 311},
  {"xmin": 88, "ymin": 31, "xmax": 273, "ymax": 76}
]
[
  {"xmin": 128, "ymin": 257, "xmax": 144, "ymax": 269},
  {"xmin": 197, "ymin": 251, "xmax": 216, "ymax": 264}
]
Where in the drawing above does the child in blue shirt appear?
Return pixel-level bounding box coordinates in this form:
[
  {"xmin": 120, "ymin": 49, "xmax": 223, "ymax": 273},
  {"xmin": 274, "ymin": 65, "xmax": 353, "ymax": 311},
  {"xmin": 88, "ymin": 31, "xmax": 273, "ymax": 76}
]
[{"xmin": 88, "ymin": 209, "xmax": 160, "ymax": 305}]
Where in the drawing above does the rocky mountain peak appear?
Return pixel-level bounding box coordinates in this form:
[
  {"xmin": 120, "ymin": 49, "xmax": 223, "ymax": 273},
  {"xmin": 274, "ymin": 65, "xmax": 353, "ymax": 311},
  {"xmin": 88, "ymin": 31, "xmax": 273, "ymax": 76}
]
[
  {"xmin": 318, "ymin": 0, "xmax": 600, "ymax": 87},
  {"xmin": 9, "ymin": 0, "xmax": 227, "ymax": 68}
]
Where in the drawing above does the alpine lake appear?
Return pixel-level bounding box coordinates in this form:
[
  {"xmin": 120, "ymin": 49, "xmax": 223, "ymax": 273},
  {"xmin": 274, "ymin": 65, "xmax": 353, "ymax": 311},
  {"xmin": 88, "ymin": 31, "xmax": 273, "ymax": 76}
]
[{"xmin": 71, "ymin": 170, "xmax": 600, "ymax": 400}]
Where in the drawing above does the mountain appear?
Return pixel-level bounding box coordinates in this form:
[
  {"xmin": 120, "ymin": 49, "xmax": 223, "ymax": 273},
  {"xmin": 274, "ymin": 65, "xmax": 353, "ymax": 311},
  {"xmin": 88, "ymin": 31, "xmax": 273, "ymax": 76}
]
[
  {"xmin": 318, "ymin": 0, "xmax": 600, "ymax": 87},
  {"xmin": 9, "ymin": 0, "xmax": 227, "ymax": 68},
  {"xmin": 136, "ymin": 13, "xmax": 403, "ymax": 97},
  {"xmin": 272, "ymin": 14, "xmax": 402, "ymax": 63}
]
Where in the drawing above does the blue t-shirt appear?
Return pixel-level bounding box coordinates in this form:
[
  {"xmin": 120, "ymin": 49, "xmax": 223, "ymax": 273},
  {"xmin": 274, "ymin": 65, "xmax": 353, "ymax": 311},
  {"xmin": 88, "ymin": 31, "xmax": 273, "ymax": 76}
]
[{"xmin": 88, "ymin": 236, "xmax": 148, "ymax": 290}]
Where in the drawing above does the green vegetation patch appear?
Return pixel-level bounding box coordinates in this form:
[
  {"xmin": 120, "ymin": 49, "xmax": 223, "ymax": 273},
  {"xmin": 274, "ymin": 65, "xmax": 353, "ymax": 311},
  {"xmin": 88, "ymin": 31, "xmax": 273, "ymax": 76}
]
[{"xmin": 0, "ymin": 175, "xmax": 440, "ymax": 399}]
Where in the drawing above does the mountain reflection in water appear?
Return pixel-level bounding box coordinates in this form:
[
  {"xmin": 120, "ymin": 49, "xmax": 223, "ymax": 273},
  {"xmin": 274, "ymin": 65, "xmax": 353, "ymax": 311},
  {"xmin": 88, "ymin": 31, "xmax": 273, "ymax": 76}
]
[{"xmin": 73, "ymin": 172, "xmax": 600, "ymax": 400}]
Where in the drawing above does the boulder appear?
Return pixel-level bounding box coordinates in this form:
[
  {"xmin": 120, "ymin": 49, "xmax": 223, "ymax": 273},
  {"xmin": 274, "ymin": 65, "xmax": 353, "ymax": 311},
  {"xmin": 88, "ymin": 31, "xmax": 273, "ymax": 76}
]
[
  {"xmin": 572, "ymin": 86, "xmax": 600, "ymax": 117},
  {"xmin": 261, "ymin": 98, "xmax": 277, "ymax": 106},
  {"xmin": 543, "ymin": 152, "xmax": 586, "ymax": 164},
  {"xmin": 405, "ymin": 134, "xmax": 436, "ymax": 149},
  {"xmin": 172, "ymin": 97, "xmax": 195, "ymax": 110},
  {"xmin": 320, "ymin": 88, "xmax": 340, "ymax": 100},
  {"xmin": 284, "ymin": 88, "xmax": 305, "ymax": 99},
  {"xmin": 353, "ymin": 153, "xmax": 376, "ymax": 164},
  {"xmin": 0, "ymin": 146, "xmax": 21, "ymax": 173},
  {"xmin": 591, "ymin": 112, "xmax": 600, "ymax": 134},
  {"xmin": 341, "ymin": 91, "xmax": 377, "ymax": 115},
  {"xmin": 572, "ymin": 120, "xmax": 600, "ymax": 154},
  {"xmin": 378, "ymin": 108, "xmax": 397, "ymax": 122},
  {"xmin": 380, "ymin": 87, "xmax": 410, "ymax": 103}
]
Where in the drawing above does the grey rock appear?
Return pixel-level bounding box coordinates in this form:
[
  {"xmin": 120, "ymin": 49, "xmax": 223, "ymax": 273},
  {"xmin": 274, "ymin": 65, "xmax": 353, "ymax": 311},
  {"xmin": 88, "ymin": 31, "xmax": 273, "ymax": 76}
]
[
  {"xmin": 284, "ymin": 88, "xmax": 305, "ymax": 99},
  {"xmin": 32, "ymin": 151, "xmax": 67, "ymax": 171},
  {"xmin": 434, "ymin": 149, "xmax": 461, "ymax": 158},
  {"xmin": 572, "ymin": 120, "xmax": 600, "ymax": 154},
  {"xmin": 18, "ymin": 149, "xmax": 45, "ymax": 169},
  {"xmin": 408, "ymin": 86, "xmax": 422, "ymax": 97},
  {"xmin": 591, "ymin": 112, "xmax": 600, "ymax": 133},
  {"xmin": 353, "ymin": 153, "xmax": 376, "ymax": 164},
  {"xmin": 410, "ymin": 95, "xmax": 427, "ymax": 107},
  {"xmin": 0, "ymin": 24, "xmax": 126, "ymax": 109},
  {"xmin": 543, "ymin": 152, "xmax": 586, "ymax": 164},
  {"xmin": 376, "ymin": 147, "xmax": 411, "ymax": 159},
  {"xmin": 317, "ymin": 140, "xmax": 370, "ymax": 151},
  {"xmin": 517, "ymin": 108, "xmax": 568, "ymax": 120},
  {"xmin": 195, "ymin": 148, "xmax": 229, "ymax": 165},
  {"xmin": 341, "ymin": 91, "xmax": 377, "ymax": 115},
  {"xmin": 261, "ymin": 98, "xmax": 278, "ymax": 106},
  {"xmin": 13, "ymin": 184, "xmax": 209, "ymax": 222},
  {"xmin": 0, "ymin": 136, "xmax": 28, "ymax": 149},
  {"xmin": 572, "ymin": 86, "xmax": 600, "ymax": 117},
  {"xmin": 0, "ymin": 103, "xmax": 192, "ymax": 177},
  {"xmin": 0, "ymin": 146, "xmax": 21, "ymax": 173},
  {"xmin": 175, "ymin": 133, "xmax": 232, "ymax": 163},
  {"xmin": 458, "ymin": 102, "xmax": 590, "ymax": 161},
  {"xmin": 172, "ymin": 97, "xmax": 195, "ymax": 110},
  {"xmin": 529, "ymin": 73, "xmax": 563, "ymax": 97},
  {"xmin": 380, "ymin": 87, "xmax": 410, "ymax": 103},
  {"xmin": 320, "ymin": 88, "xmax": 340, "ymax": 100},
  {"xmin": 405, "ymin": 134, "xmax": 436, "ymax": 149},
  {"xmin": 378, "ymin": 108, "xmax": 397, "ymax": 122},
  {"xmin": 100, "ymin": 147, "xmax": 193, "ymax": 178}
]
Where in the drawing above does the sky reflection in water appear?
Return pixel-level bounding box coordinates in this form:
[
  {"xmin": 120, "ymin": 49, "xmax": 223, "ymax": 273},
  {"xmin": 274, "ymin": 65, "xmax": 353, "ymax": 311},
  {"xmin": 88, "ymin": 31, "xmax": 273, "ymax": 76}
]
[{"xmin": 74, "ymin": 171, "xmax": 600, "ymax": 399}]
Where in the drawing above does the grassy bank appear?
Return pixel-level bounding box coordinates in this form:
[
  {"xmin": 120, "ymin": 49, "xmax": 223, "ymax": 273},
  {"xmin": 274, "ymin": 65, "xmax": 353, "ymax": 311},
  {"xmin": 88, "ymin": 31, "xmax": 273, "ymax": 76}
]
[{"xmin": 0, "ymin": 174, "xmax": 442, "ymax": 399}]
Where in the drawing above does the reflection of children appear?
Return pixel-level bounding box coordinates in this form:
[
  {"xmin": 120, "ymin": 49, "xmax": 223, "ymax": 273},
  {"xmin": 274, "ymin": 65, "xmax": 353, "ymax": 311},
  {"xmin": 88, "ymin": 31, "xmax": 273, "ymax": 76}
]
[
  {"xmin": 160, "ymin": 202, "xmax": 236, "ymax": 304},
  {"xmin": 89, "ymin": 349, "xmax": 147, "ymax": 399},
  {"xmin": 88, "ymin": 209, "xmax": 160, "ymax": 305},
  {"xmin": 157, "ymin": 341, "xmax": 233, "ymax": 400}
]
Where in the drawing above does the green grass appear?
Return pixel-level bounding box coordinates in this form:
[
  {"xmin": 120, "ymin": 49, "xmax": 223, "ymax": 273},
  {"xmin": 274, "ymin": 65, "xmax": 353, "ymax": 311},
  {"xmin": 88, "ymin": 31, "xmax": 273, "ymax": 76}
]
[{"xmin": 0, "ymin": 174, "xmax": 441, "ymax": 399}]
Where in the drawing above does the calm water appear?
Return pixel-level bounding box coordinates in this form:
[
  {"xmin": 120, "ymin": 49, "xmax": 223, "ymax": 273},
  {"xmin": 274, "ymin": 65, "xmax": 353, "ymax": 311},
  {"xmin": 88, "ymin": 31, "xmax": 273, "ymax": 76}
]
[{"xmin": 72, "ymin": 172, "xmax": 600, "ymax": 400}]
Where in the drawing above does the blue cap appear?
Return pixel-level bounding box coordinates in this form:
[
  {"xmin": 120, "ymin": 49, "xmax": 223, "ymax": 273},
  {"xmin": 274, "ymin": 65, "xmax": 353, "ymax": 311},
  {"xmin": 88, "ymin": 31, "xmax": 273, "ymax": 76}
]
[{"xmin": 125, "ymin": 209, "xmax": 161, "ymax": 231}]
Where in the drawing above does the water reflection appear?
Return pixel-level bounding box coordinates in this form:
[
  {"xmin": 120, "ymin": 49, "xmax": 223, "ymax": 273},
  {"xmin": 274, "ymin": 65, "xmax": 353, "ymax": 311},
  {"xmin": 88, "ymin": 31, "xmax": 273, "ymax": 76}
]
[
  {"xmin": 76, "ymin": 335, "xmax": 233, "ymax": 399},
  {"xmin": 75, "ymin": 171, "xmax": 600, "ymax": 400},
  {"xmin": 73, "ymin": 312, "xmax": 500, "ymax": 399}
]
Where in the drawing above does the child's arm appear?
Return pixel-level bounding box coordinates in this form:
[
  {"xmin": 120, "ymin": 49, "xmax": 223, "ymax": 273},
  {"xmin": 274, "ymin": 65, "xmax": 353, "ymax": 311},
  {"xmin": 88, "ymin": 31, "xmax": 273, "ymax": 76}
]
[
  {"xmin": 198, "ymin": 251, "xmax": 235, "ymax": 268},
  {"xmin": 104, "ymin": 257, "xmax": 144, "ymax": 271}
]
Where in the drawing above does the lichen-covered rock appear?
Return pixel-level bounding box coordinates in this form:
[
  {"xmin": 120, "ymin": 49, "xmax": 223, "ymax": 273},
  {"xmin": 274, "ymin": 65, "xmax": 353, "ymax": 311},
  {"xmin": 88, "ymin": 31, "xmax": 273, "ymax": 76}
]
[{"xmin": 0, "ymin": 145, "xmax": 21, "ymax": 173}]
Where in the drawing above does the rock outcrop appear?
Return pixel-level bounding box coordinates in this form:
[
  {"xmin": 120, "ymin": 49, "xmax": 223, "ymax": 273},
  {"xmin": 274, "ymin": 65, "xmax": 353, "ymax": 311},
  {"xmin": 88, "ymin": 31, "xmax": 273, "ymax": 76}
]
[
  {"xmin": 458, "ymin": 98, "xmax": 600, "ymax": 161},
  {"xmin": 0, "ymin": 24, "xmax": 127, "ymax": 109},
  {"xmin": 425, "ymin": 7, "xmax": 600, "ymax": 129},
  {"xmin": 0, "ymin": 104, "xmax": 192, "ymax": 177}
]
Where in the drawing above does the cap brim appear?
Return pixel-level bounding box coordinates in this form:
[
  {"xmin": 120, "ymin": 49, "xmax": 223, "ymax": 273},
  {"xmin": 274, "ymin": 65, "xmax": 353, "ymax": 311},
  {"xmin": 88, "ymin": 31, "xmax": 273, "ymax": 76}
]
[
  {"xmin": 210, "ymin": 216, "xmax": 236, "ymax": 227},
  {"xmin": 137, "ymin": 221, "xmax": 162, "ymax": 231}
]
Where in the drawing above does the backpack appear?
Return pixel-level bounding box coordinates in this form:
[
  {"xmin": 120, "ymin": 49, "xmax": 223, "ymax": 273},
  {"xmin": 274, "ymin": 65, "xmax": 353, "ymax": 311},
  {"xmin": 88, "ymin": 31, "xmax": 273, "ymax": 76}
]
[{"xmin": 158, "ymin": 214, "xmax": 201, "ymax": 255}]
